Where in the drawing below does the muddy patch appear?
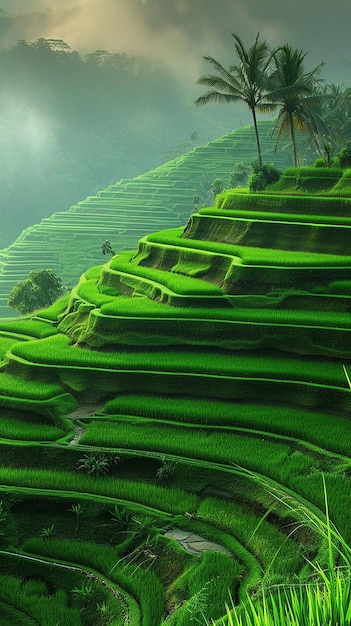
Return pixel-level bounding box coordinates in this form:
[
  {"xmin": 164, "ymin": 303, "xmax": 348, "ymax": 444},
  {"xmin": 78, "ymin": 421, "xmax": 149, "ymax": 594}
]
[{"xmin": 165, "ymin": 528, "xmax": 231, "ymax": 557}]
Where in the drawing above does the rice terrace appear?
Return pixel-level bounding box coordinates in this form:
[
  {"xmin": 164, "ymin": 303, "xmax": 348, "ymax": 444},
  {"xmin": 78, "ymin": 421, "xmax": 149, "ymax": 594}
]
[
  {"xmin": 0, "ymin": 34, "xmax": 351, "ymax": 626},
  {"xmin": 0, "ymin": 152, "xmax": 350, "ymax": 625}
]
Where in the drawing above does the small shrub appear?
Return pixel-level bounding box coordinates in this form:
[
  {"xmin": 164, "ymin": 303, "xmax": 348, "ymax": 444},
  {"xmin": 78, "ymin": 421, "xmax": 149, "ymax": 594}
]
[
  {"xmin": 210, "ymin": 178, "xmax": 226, "ymax": 197},
  {"xmin": 249, "ymin": 161, "xmax": 281, "ymax": 191},
  {"xmin": 249, "ymin": 171, "xmax": 266, "ymax": 192},
  {"xmin": 228, "ymin": 162, "xmax": 251, "ymax": 188},
  {"xmin": 39, "ymin": 523, "xmax": 55, "ymax": 539},
  {"xmin": 156, "ymin": 457, "xmax": 178, "ymax": 482},
  {"xmin": 337, "ymin": 142, "xmax": 351, "ymax": 168},
  {"xmin": 314, "ymin": 157, "xmax": 327, "ymax": 167},
  {"xmin": 77, "ymin": 451, "xmax": 119, "ymax": 477},
  {"xmin": 8, "ymin": 269, "xmax": 66, "ymax": 315},
  {"xmin": 72, "ymin": 581, "xmax": 94, "ymax": 600},
  {"xmin": 109, "ymin": 504, "xmax": 131, "ymax": 531}
]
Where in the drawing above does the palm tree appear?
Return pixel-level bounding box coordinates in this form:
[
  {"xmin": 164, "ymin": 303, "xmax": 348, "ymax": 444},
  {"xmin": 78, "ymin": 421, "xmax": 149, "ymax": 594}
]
[
  {"xmin": 318, "ymin": 83, "xmax": 351, "ymax": 147},
  {"xmin": 194, "ymin": 33, "xmax": 275, "ymax": 165},
  {"xmin": 266, "ymin": 45, "xmax": 325, "ymax": 166}
]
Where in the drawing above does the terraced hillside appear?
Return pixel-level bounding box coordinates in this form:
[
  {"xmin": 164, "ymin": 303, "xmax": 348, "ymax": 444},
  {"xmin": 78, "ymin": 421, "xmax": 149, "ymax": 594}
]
[
  {"xmin": 0, "ymin": 166, "xmax": 350, "ymax": 625},
  {"xmin": 0, "ymin": 120, "xmax": 291, "ymax": 317}
]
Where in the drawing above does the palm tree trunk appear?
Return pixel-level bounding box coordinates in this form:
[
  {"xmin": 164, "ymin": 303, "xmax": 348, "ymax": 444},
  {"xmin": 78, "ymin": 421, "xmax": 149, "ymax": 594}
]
[
  {"xmin": 289, "ymin": 112, "xmax": 298, "ymax": 167},
  {"xmin": 251, "ymin": 108, "xmax": 262, "ymax": 166}
]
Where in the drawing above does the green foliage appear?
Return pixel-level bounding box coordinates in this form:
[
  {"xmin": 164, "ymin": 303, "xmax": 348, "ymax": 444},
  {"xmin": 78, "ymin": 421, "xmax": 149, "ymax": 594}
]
[
  {"xmin": 0, "ymin": 318, "xmax": 59, "ymax": 339},
  {"xmin": 328, "ymin": 280, "xmax": 351, "ymax": 294},
  {"xmin": 168, "ymin": 551, "xmax": 245, "ymax": 625},
  {"xmin": 195, "ymin": 33, "xmax": 276, "ymax": 165},
  {"xmin": 156, "ymin": 457, "xmax": 178, "ymax": 482},
  {"xmin": 267, "ymin": 44, "xmax": 324, "ymax": 167},
  {"xmin": 248, "ymin": 171, "xmax": 266, "ymax": 192},
  {"xmin": 337, "ymin": 142, "xmax": 351, "ymax": 168},
  {"xmin": 211, "ymin": 178, "xmax": 226, "ymax": 197},
  {"xmin": 77, "ymin": 451, "xmax": 120, "ymax": 477},
  {"xmin": 249, "ymin": 160, "xmax": 282, "ymax": 191},
  {"xmin": 192, "ymin": 174, "xmax": 227, "ymax": 210},
  {"xmin": 0, "ymin": 117, "xmax": 291, "ymax": 315},
  {"xmin": 72, "ymin": 581, "xmax": 94, "ymax": 601},
  {"xmin": 80, "ymin": 419, "xmax": 318, "ymax": 490},
  {"xmin": 215, "ymin": 572, "xmax": 351, "ymax": 626},
  {"xmin": 320, "ymin": 142, "xmax": 333, "ymax": 167},
  {"xmin": 23, "ymin": 534, "xmax": 162, "ymax": 625},
  {"xmin": 215, "ymin": 475, "xmax": 351, "ymax": 626},
  {"xmin": 39, "ymin": 523, "xmax": 55, "ymax": 539},
  {"xmin": 314, "ymin": 157, "xmax": 328, "ymax": 167},
  {"xmin": 109, "ymin": 504, "xmax": 132, "ymax": 531},
  {"xmin": 0, "ymin": 500, "xmax": 8, "ymax": 536},
  {"xmin": 228, "ymin": 163, "xmax": 252, "ymax": 188},
  {"xmin": 101, "ymin": 240, "xmax": 115, "ymax": 256},
  {"xmin": 315, "ymin": 141, "xmax": 339, "ymax": 168},
  {"xmin": 0, "ymin": 336, "xmax": 23, "ymax": 361},
  {"xmin": 8, "ymin": 269, "xmax": 65, "ymax": 315},
  {"xmin": 74, "ymin": 277, "xmax": 118, "ymax": 307},
  {"xmin": 0, "ymin": 574, "xmax": 83, "ymax": 626},
  {"xmin": 68, "ymin": 503, "xmax": 84, "ymax": 534}
]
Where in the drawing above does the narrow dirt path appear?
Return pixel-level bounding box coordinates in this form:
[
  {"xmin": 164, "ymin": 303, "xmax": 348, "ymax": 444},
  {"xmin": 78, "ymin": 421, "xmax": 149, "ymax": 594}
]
[{"xmin": 67, "ymin": 402, "xmax": 105, "ymax": 446}]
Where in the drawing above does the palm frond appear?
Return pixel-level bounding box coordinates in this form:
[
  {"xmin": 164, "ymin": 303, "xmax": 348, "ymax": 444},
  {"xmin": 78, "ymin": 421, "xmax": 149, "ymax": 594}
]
[
  {"xmin": 201, "ymin": 55, "xmax": 238, "ymax": 89},
  {"xmin": 194, "ymin": 90, "xmax": 240, "ymax": 107}
]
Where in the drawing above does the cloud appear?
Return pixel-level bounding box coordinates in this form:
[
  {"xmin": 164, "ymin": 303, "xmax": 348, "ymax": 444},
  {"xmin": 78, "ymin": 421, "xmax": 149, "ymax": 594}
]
[{"xmin": 0, "ymin": 0, "xmax": 350, "ymax": 87}]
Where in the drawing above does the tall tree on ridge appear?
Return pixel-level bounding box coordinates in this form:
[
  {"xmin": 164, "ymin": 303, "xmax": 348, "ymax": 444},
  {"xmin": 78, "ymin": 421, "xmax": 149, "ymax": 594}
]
[
  {"xmin": 194, "ymin": 33, "xmax": 276, "ymax": 165},
  {"xmin": 318, "ymin": 83, "xmax": 351, "ymax": 147},
  {"xmin": 266, "ymin": 44, "xmax": 325, "ymax": 167}
]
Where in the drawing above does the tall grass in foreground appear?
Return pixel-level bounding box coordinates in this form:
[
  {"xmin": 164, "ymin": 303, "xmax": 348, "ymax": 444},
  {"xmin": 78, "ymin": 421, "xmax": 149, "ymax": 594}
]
[
  {"xmin": 212, "ymin": 474, "xmax": 351, "ymax": 626},
  {"xmin": 215, "ymin": 572, "xmax": 351, "ymax": 626},
  {"xmin": 165, "ymin": 551, "xmax": 243, "ymax": 626}
]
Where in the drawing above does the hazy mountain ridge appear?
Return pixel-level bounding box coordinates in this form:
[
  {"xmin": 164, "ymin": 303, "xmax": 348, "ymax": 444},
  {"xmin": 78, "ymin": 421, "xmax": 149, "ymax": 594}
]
[{"xmin": 0, "ymin": 36, "xmax": 241, "ymax": 246}]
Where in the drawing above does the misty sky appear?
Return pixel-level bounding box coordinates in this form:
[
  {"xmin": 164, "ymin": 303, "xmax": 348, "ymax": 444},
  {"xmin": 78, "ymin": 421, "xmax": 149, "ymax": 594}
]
[{"xmin": 0, "ymin": 0, "xmax": 350, "ymax": 92}]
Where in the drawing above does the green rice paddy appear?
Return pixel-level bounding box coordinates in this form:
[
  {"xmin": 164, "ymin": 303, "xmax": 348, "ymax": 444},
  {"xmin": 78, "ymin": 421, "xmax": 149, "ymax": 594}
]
[{"xmin": 0, "ymin": 162, "xmax": 350, "ymax": 624}]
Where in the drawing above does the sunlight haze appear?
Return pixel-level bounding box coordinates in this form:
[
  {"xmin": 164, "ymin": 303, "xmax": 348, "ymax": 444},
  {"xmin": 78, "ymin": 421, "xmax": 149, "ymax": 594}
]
[{"xmin": 0, "ymin": 0, "xmax": 349, "ymax": 85}]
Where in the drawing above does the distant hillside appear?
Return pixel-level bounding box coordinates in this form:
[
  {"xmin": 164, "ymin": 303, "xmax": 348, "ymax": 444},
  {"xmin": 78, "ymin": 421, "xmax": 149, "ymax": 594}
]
[
  {"xmin": 0, "ymin": 37, "xmax": 237, "ymax": 246},
  {"xmin": 0, "ymin": 120, "xmax": 291, "ymax": 316}
]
